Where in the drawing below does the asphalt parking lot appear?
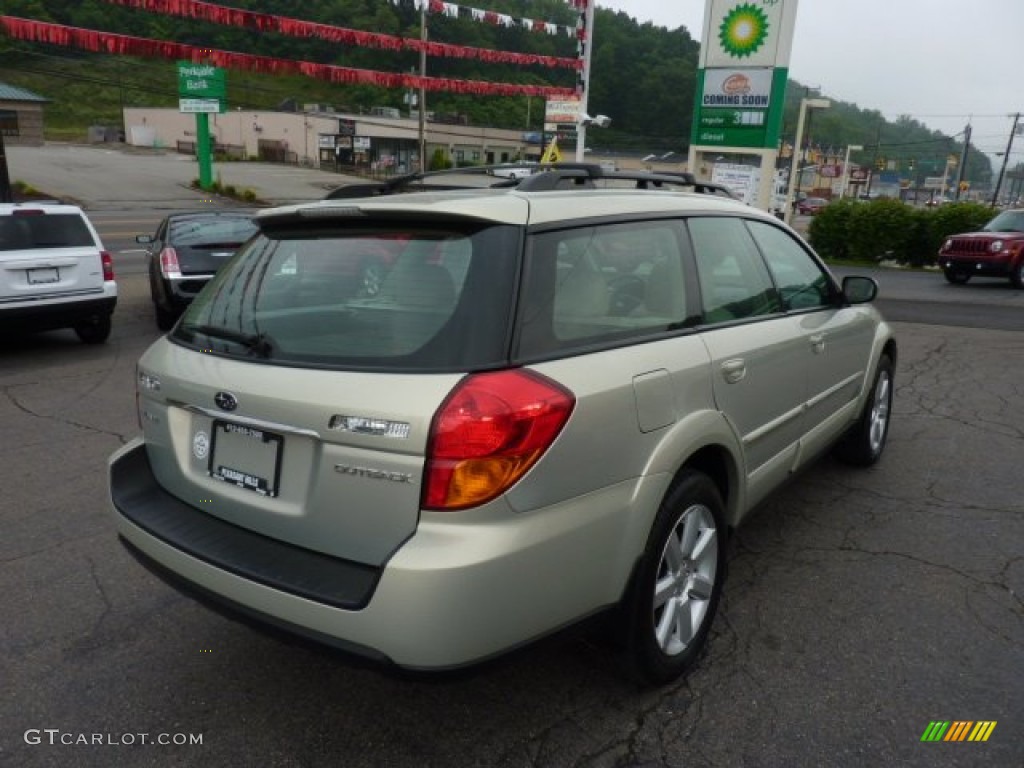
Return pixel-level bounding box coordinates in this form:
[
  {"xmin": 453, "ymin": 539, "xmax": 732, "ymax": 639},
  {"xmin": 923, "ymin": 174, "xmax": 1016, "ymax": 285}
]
[{"xmin": 1, "ymin": 145, "xmax": 1022, "ymax": 767}]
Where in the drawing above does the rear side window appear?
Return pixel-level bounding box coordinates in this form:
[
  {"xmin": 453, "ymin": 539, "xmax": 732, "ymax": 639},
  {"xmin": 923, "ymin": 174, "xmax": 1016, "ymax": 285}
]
[
  {"xmin": 517, "ymin": 221, "xmax": 693, "ymax": 357},
  {"xmin": 173, "ymin": 222, "xmax": 519, "ymax": 371},
  {"xmin": 0, "ymin": 213, "xmax": 95, "ymax": 251}
]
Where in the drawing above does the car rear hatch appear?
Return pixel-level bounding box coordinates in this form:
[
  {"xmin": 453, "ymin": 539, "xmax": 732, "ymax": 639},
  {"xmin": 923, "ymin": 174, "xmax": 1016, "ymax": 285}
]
[
  {"xmin": 0, "ymin": 207, "xmax": 105, "ymax": 302},
  {"xmin": 170, "ymin": 214, "xmax": 257, "ymax": 275},
  {"xmin": 136, "ymin": 207, "xmax": 524, "ymax": 567}
]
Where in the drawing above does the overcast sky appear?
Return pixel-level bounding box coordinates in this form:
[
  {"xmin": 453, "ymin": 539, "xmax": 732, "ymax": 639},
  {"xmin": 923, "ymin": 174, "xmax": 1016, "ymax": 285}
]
[{"xmin": 598, "ymin": 0, "xmax": 1021, "ymax": 162}]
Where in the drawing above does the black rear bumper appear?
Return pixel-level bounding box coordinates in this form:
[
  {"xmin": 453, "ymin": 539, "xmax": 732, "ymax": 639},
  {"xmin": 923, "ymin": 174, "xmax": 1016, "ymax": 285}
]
[
  {"xmin": 110, "ymin": 442, "xmax": 381, "ymax": 610},
  {"xmin": 0, "ymin": 295, "xmax": 116, "ymax": 332}
]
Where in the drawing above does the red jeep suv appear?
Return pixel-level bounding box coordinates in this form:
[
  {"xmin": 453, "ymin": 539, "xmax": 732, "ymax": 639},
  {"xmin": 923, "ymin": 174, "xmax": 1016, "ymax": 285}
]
[{"xmin": 938, "ymin": 209, "xmax": 1024, "ymax": 288}]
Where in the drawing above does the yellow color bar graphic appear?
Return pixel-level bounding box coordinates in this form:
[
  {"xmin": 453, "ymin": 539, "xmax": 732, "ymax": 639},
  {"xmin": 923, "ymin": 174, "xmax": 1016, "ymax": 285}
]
[{"xmin": 968, "ymin": 721, "xmax": 997, "ymax": 742}]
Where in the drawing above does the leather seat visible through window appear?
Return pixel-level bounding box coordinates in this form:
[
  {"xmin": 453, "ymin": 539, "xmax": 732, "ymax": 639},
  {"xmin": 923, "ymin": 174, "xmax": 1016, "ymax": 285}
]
[{"xmin": 555, "ymin": 263, "xmax": 608, "ymax": 318}]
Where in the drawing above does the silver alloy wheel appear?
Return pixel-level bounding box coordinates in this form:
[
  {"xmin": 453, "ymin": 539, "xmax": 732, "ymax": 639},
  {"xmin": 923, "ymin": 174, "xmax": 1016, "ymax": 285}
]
[
  {"xmin": 869, "ymin": 368, "xmax": 892, "ymax": 455},
  {"xmin": 652, "ymin": 503, "xmax": 718, "ymax": 656}
]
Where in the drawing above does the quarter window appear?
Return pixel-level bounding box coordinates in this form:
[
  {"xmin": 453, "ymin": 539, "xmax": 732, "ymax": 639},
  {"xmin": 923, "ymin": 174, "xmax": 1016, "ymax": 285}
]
[{"xmin": 518, "ymin": 221, "xmax": 692, "ymax": 356}]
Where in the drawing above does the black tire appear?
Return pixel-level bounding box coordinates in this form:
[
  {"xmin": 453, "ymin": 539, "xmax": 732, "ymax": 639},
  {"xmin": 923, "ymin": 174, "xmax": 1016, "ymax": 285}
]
[
  {"xmin": 623, "ymin": 470, "xmax": 726, "ymax": 685},
  {"xmin": 1011, "ymin": 261, "xmax": 1024, "ymax": 289},
  {"xmin": 943, "ymin": 269, "xmax": 970, "ymax": 285},
  {"xmin": 74, "ymin": 314, "xmax": 112, "ymax": 344},
  {"xmin": 154, "ymin": 302, "xmax": 178, "ymax": 331},
  {"xmin": 835, "ymin": 353, "xmax": 894, "ymax": 466}
]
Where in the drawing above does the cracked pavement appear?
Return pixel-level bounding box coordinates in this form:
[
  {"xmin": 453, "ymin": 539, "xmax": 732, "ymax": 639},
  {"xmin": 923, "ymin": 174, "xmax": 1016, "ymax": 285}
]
[{"xmin": 1, "ymin": 276, "xmax": 1022, "ymax": 767}]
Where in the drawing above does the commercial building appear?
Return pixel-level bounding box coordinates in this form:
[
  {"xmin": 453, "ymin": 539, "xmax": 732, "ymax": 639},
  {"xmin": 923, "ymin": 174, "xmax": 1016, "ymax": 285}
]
[
  {"xmin": 0, "ymin": 82, "xmax": 48, "ymax": 146},
  {"xmin": 122, "ymin": 106, "xmax": 537, "ymax": 173}
]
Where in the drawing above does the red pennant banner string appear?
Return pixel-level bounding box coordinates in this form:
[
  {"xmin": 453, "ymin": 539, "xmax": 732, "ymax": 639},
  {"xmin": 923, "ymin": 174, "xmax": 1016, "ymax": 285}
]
[
  {"xmin": 420, "ymin": 0, "xmax": 582, "ymax": 39},
  {"xmin": 0, "ymin": 16, "xmax": 577, "ymax": 97},
  {"xmin": 100, "ymin": 0, "xmax": 581, "ymax": 70}
]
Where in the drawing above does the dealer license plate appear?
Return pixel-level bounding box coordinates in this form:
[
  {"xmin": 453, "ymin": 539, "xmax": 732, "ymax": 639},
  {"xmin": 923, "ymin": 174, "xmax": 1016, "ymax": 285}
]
[{"xmin": 209, "ymin": 420, "xmax": 283, "ymax": 497}]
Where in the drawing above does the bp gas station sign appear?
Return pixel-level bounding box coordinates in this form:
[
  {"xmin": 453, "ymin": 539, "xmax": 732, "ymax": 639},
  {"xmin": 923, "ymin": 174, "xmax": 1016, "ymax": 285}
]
[
  {"xmin": 694, "ymin": 66, "xmax": 785, "ymax": 148},
  {"xmin": 688, "ymin": 0, "xmax": 799, "ymax": 210}
]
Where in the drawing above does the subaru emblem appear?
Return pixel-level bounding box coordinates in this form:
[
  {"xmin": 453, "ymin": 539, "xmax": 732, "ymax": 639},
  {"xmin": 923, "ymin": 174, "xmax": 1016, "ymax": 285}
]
[{"xmin": 214, "ymin": 391, "xmax": 238, "ymax": 412}]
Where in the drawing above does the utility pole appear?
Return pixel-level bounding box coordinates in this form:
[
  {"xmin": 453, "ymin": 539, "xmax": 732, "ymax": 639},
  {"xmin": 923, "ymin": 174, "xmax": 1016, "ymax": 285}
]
[
  {"xmin": 865, "ymin": 122, "xmax": 882, "ymax": 198},
  {"xmin": 990, "ymin": 113, "xmax": 1021, "ymax": 207},
  {"xmin": 954, "ymin": 123, "xmax": 971, "ymax": 200},
  {"xmin": 417, "ymin": 2, "xmax": 427, "ymax": 171}
]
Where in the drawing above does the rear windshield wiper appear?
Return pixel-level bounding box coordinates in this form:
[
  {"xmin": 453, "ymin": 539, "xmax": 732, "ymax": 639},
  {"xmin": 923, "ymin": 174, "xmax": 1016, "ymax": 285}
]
[{"xmin": 188, "ymin": 324, "xmax": 275, "ymax": 357}]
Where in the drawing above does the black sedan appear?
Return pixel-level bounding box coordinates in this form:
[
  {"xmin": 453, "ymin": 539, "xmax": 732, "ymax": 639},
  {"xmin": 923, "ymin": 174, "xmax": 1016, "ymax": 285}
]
[{"xmin": 138, "ymin": 210, "xmax": 258, "ymax": 330}]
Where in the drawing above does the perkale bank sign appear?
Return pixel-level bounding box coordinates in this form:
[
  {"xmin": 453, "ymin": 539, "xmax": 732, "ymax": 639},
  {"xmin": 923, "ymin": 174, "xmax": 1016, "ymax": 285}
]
[
  {"xmin": 177, "ymin": 62, "xmax": 226, "ymax": 114},
  {"xmin": 691, "ymin": 0, "xmax": 798, "ymax": 149}
]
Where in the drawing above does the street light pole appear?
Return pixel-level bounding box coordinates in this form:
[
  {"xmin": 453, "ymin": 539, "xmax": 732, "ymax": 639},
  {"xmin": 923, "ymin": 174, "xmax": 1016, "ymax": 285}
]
[
  {"xmin": 417, "ymin": 2, "xmax": 427, "ymax": 171},
  {"xmin": 574, "ymin": 2, "xmax": 595, "ymax": 162},
  {"xmin": 784, "ymin": 98, "xmax": 830, "ymax": 225},
  {"xmin": 839, "ymin": 144, "xmax": 863, "ymax": 199}
]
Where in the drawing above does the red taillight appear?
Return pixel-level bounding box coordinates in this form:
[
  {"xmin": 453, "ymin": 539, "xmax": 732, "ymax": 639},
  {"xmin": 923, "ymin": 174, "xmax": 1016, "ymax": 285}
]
[
  {"xmin": 159, "ymin": 247, "xmax": 182, "ymax": 279},
  {"xmin": 424, "ymin": 370, "xmax": 575, "ymax": 510},
  {"xmin": 101, "ymin": 250, "xmax": 115, "ymax": 281}
]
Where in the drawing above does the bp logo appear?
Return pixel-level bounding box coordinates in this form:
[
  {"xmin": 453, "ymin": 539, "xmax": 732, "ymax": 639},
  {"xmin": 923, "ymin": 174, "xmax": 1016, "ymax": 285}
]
[{"xmin": 719, "ymin": 3, "xmax": 770, "ymax": 58}]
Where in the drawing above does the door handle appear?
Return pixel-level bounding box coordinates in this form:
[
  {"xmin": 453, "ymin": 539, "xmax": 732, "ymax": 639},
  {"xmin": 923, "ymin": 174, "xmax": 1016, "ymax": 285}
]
[
  {"xmin": 720, "ymin": 358, "xmax": 746, "ymax": 384},
  {"xmin": 809, "ymin": 333, "xmax": 826, "ymax": 354}
]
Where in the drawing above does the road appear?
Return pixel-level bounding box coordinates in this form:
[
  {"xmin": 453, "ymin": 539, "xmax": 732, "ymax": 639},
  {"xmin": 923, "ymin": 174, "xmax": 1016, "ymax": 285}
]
[{"xmin": 1, "ymin": 145, "xmax": 1022, "ymax": 767}]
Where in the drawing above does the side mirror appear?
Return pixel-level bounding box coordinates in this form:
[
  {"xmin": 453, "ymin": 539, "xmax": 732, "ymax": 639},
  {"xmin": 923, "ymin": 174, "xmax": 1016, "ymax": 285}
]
[{"xmin": 842, "ymin": 275, "xmax": 878, "ymax": 304}]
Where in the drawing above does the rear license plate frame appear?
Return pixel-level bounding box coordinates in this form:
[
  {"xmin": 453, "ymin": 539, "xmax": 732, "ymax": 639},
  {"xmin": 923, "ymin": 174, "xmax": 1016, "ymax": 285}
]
[{"xmin": 208, "ymin": 420, "xmax": 284, "ymax": 497}]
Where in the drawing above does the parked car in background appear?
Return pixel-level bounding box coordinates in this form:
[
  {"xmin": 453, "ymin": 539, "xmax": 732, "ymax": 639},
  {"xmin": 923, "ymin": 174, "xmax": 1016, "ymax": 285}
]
[
  {"xmin": 796, "ymin": 196, "xmax": 829, "ymax": 215},
  {"xmin": 110, "ymin": 164, "xmax": 895, "ymax": 685},
  {"xmin": 138, "ymin": 210, "xmax": 258, "ymax": 330},
  {"xmin": 938, "ymin": 208, "xmax": 1024, "ymax": 287},
  {"xmin": 490, "ymin": 162, "xmax": 538, "ymax": 180},
  {"xmin": 0, "ymin": 203, "xmax": 116, "ymax": 343}
]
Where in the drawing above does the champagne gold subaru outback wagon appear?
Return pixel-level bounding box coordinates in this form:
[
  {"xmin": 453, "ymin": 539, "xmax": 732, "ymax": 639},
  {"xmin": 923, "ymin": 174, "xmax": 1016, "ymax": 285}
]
[{"xmin": 109, "ymin": 165, "xmax": 895, "ymax": 684}]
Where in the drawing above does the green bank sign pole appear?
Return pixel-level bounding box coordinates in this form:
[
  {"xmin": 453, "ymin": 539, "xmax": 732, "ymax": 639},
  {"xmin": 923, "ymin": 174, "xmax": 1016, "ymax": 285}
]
[{"xmin": 177, "ymin": 62, "xmax": 226, "ymax": 189}]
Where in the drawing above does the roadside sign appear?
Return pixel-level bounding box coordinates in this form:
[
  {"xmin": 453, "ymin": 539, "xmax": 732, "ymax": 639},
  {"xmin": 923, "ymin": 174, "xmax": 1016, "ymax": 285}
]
[
  {"xmin": 177, "ymin": 62, "xmax": 225, "ymax": 99},
  {"xmin": 711, "ymin": 162, "xmax": 760, "ymax": 204},
  {"xmin": 544, "ymin": 97, "xmax": 581, "ymax": 126},
  {"xmin": 178, "ymin": 98, "xmax": 221, "ymax": 114},
  {"xmin": 176, "ymin": 62, "xmax": 225, "ymax": 189},
  {"xmin": 177, "ymin": 62, "xmax": 226, "ymax": 114}
]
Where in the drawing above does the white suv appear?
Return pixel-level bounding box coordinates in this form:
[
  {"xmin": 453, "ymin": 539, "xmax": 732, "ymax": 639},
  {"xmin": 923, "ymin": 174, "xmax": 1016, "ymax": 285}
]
[
  {"xmin": 109, "ymin": 165, "xmax": 895, "ymax": 683},
  {"xmin": 0, "ymin": 203, "xmax": 116, "ymax": 343}
]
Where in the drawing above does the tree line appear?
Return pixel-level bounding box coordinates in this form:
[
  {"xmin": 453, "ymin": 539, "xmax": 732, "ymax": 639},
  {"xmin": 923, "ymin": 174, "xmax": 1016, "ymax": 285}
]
[{"xmin": 0, "ymin": 0, "xmax": 992, "ymax": 183}]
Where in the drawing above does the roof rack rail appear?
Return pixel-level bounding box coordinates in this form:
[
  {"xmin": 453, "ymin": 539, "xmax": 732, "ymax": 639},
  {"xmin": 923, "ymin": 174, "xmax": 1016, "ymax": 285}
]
[{"xmin": 324, "ymin": 163, "xmax": 740, "ymax": 201}]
